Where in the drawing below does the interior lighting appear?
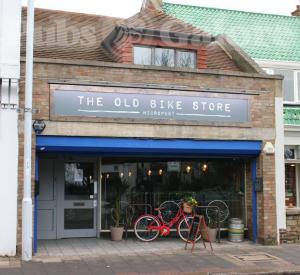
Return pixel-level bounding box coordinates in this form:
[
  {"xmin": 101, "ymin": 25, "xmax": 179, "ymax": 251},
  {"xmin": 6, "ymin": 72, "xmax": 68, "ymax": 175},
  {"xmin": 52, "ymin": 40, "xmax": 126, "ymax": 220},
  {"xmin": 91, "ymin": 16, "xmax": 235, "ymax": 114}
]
[
  {"xmin": 147, "ymin": 169, "xmax": 152, "ymax": 176},
  {"xmin": 120, "ymin": 172, "xmax": 124, "ymax": 178},
  {"xmin": 202, "ymin": 164, "xmax": 208, "ymax": 172},
  {"xmin": 290, "ymin": 164, "xmax": 296, "ymax": 167},
  {"xmin": 106, "ymin": 173, "xmax": 110, "ymax": 179},
  {"xmin": 158, "ymin": 169, "xmax": 163, "ymax": 175},
  {"xmin": 128, "ymin": 171, "xmax": 132, "ymax": 177},
  {"xmin": 186, "ymin": 165, "xmax": 191, "ymax": 173}
]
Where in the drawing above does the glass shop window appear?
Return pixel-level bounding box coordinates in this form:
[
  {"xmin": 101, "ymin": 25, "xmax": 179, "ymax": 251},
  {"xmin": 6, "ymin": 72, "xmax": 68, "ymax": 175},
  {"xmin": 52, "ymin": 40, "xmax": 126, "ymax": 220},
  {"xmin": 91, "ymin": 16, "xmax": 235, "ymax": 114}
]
[
  {"xmin": 285, "ymin": 164, "xmax": 297, "ymax": 207},
  {"xmin": 134, "ymin": 46, "xmax": 196, "ymax": 69}
]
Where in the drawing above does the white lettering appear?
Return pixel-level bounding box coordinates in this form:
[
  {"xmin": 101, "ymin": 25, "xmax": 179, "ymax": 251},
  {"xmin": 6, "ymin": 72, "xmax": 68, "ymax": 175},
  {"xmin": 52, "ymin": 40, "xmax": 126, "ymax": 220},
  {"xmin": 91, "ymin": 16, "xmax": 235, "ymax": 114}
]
[
  {"xmin": 124, "ymin": 98, "xmax": 131, "ymax": 108},
  {"xmin": 78, "ymin": 96, "xmax": 84, "ymax": 105},
  {"xmin": 96, "ymin": 97, "xmax": 103, "ymax": 106},
  {"xmin": 176, "ymin": 101, "xmax": 182, "ymax": 110},
  {"xmin": 209, "ymin": 103, "xmax": 215, "ymax": 111},
  {"xmin": 201, "ymin": 102, "xmax": 207, "ymax": 110},
  {"xmin": 132, "ymin": 98, "xmax": 139, "ymax": 108},
  {"xmin": 217, "ymin": 103, "xmax": 223, "ymax": 111},
  {"xmin": 160, "ymin": 100, "xmax": 165, "ymax": 109},
  {"xmin": 167, "ymin": 101, "xmax": 174, "ymax": 109},
  {"xmin": 225, "ymin": 104, "xmax": 231, "ymax": 112},
  {"xmin": 192, "ymin": 101, "xmax": 199, "ymax": 111},
  {"xmin": 150, "ymin": 99, "xmax": 157, "ymax": 109},
  {"xmin": 86, "ymin": 97, "xmax": 94, "ymax": 106},
  {"xmin": 114, "ymin": 97, "xmax": 121, "ymax": 107}
]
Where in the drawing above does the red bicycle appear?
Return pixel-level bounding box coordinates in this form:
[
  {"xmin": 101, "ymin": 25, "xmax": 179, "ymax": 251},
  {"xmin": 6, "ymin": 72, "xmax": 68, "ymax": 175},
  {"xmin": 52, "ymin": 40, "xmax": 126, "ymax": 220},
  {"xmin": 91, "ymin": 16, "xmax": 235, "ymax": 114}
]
[{"xmin": 134, "ymin": 201, "xmax": 201, "ymax": 242}]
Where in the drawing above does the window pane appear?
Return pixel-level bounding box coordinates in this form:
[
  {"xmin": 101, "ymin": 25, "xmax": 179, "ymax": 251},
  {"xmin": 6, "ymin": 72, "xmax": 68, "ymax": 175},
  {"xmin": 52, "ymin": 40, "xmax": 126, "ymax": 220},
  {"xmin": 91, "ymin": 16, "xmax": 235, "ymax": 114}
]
[
  {"xmin": 274, "ymin": 69, "xmax": 294, "ymax": 102},
  {"xmin": 64, "ymin": 209, "xmax": 94, "ymax": 229},
  {"xmin": 154, "ymin": 48, "xmax": 175, "ymax": 67},
  {"xmin": 176, "ymin": 50, "xmax": 196, "ymax": 68},
  {"xmin": 133, "ymin": 46, "xmax": 151, "ymax": 65},
  {"xmin": 285, "ymin": 164, "xmax": 297, "ymax": 207},
  {"xmin": 284, "ymin": 148, "xmax": 295, "ymax": 159},
  {"xmin": 64, "ymin": 163, "xmax": 94, "ymax": 200}
]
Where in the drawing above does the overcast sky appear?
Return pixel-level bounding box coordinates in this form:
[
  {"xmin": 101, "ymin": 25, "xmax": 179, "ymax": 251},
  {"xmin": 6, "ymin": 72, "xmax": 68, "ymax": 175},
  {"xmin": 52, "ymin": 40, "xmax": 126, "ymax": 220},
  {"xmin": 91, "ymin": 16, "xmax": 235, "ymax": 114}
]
[{"xmin": 21, "ymin": 0, "xmax": 300, "ymax": 18}]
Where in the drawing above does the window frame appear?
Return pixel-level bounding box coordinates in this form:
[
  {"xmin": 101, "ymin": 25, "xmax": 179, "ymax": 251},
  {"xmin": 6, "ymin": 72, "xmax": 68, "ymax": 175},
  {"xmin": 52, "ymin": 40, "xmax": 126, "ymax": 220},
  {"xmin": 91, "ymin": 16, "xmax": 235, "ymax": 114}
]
[
  {"xmin": 265, "ymin": 68, "xmax": 300, "ymax": 104},
  {"xmin": 133, "ymin": 45, "xmax": 197, "ymax": 69}
]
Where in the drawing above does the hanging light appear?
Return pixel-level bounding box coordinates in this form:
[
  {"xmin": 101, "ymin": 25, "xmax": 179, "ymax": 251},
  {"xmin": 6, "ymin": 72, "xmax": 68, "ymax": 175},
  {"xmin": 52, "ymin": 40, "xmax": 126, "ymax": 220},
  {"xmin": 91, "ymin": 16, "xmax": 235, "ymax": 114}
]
[
  {"xmin": 186, "ymin": 165, "xmax": 191, "ymax": 173},
  {"xmin": 106, "ymin": 173, "xmax": 110, "ymax": 179},
  {"xmin": 120, "ymin": 172, "xmax": 124, "ymax": 178},
  {"xmin": 202, "ymin": 163, "xmax": 208, "ymax": 172},
  {"xmin": 147, "ymin": 169, "xmax": 152, "ymax": 176},
  {"xmin": 128, "ymin": 171, "xmax": 132, "ymax": 177},
  {"xmin": 158, "ymin": 169, "xmax": 163, "ymax": 175}
]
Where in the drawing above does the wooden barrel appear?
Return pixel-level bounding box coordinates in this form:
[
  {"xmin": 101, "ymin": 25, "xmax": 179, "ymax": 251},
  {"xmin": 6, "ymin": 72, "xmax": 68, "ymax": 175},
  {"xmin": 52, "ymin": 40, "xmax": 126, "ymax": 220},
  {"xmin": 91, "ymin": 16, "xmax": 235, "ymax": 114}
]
[{"xmin": 228, "ymin": 218, "xmax": 244, "ymax": 242}]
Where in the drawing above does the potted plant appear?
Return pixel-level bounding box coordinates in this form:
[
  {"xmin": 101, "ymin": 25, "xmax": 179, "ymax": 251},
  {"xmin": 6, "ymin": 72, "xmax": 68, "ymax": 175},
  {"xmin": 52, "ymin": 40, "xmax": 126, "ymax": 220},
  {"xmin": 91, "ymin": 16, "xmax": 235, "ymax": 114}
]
[
  {"xmin": 182, "ymin": 196, "xmax": 198, "ymax": 214},
  {"xmin": 110, "ymin": 177, "xmax": 130, "ymax": 241},
  {"xmin": 201, "ymin": 220, "xmax": 218, "ymax": 242}
]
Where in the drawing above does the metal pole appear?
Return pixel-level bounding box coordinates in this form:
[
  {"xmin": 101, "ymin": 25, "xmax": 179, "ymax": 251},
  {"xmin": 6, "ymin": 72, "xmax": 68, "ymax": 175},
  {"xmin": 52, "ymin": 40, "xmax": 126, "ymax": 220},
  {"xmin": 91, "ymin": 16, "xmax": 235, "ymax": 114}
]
[{"xmin": 22, "ymin": 0, "xmax": 35, "ymax": 261}]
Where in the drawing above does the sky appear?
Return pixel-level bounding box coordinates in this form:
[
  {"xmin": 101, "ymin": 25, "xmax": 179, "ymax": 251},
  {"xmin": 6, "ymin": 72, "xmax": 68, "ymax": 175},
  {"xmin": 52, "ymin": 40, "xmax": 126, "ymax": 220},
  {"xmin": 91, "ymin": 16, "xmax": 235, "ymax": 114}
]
[{"xmin": 21, "ymin": 0, "xmax": 300, "ymax": 18}]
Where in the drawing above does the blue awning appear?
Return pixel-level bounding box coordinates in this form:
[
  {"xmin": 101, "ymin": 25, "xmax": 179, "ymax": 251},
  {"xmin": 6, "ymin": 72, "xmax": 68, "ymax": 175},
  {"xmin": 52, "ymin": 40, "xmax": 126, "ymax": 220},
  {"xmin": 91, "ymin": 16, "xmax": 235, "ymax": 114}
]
[{"xmin": 36, "ymin": 136, "xmax": 261, "ymax": 158}]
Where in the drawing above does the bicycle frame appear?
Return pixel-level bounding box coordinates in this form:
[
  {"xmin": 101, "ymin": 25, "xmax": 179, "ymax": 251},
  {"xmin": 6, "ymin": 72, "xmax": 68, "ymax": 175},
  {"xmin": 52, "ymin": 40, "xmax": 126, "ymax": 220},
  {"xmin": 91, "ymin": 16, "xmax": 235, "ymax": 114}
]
[{"xmin": 147, "ymin": 205, "xmax": 191, "ymax": 236}]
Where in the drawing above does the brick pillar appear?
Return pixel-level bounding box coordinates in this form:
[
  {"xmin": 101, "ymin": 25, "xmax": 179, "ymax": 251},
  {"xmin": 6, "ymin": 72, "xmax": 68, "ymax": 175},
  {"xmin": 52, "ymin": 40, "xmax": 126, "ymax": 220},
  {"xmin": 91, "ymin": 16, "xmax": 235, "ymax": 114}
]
[{"xmin": 257, "ymin": 151, "xmax": 278, "ymax": 244}]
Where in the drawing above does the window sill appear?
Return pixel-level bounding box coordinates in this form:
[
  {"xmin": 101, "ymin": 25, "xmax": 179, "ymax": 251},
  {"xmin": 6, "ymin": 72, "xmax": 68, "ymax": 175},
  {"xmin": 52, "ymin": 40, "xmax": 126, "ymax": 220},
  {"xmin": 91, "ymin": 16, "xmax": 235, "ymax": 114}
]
[{"xmin": 286, "ymin": 207, "xmax": 300, "ymax": 215}]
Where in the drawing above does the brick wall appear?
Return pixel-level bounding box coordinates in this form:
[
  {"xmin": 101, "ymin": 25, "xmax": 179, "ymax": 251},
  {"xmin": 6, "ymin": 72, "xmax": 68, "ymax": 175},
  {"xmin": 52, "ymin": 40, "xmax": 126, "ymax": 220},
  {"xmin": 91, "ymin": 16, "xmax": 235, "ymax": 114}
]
[
  {"xmin": 110, "ymin": 35, "xmax": 209, "ymax": 69},
  {"xmin": 280, "ymin": 210, "xmax": 300, "ymax": 244},
  {"xmin": 17, "ymin": 58, "xmax": 281, "ymax": 251}
]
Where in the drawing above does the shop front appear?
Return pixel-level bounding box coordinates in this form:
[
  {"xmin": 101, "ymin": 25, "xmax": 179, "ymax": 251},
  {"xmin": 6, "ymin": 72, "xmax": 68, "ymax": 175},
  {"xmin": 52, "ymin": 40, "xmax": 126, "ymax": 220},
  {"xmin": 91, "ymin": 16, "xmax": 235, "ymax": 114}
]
[
  {"xmin": 18, "ymin": 7, "xmax": 283, "ymax": 254},
  {"xmin": 36, "ymin": 135, "xmax": 261, "ymax": 240}
]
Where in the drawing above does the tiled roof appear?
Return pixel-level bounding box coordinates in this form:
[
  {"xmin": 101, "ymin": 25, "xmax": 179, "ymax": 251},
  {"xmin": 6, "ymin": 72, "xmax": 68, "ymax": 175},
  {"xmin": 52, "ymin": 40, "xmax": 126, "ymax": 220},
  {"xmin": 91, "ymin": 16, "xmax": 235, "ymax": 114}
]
[
  {"xmin": 122, "ymin": 9, "xmax": 207, "ymax": 35},
  {"xmin": 163, "ymin": 2, "xmax": 300, "ymax": 62},
  {"xmin": 20, "ymin": 7, "xmax": 257, "ymax": 72},
  {"xmin": 21, "ymin": 8, "xmax": 122, "ymax": 62},
  {"xmin": 284, "ymin": 107, "xmax": 300, "ymax": 126}
]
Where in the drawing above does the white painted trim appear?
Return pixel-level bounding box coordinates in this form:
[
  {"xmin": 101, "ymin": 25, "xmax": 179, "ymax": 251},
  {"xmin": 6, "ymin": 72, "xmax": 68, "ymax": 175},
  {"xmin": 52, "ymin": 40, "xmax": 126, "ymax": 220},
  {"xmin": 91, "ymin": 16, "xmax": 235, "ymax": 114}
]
[
  {"xmin": 275, "ymin": 97, "xmax": 286, "ymax": 236},
  {"xmin": 257, "ymin": 60, "xmax": 300, "ymax": 70}
]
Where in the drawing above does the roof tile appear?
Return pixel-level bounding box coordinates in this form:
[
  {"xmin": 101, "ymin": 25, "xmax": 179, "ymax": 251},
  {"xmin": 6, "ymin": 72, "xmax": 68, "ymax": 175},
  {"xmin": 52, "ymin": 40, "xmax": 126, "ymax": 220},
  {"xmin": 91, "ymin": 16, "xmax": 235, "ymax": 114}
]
[{"xmin": 163, "ymin": 2, "xmax": 300, "ymax": 62}]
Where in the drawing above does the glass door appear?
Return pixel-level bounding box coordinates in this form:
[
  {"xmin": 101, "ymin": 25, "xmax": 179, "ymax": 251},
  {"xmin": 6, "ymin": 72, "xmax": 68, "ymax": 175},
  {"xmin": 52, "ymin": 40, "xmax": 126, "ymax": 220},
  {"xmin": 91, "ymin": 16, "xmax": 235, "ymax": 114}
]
[{"xmin": 57, "ymin": 158, "xmax": 97, "ymax": 238}]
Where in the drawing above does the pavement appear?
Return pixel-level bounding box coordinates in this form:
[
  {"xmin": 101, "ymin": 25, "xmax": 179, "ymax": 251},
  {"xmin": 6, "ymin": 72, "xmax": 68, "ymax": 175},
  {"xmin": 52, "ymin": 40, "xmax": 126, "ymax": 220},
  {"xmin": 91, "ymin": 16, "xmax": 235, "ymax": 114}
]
[{"xmin": 1, "ymin": 239, "xmax": 300, "ymax": 275}]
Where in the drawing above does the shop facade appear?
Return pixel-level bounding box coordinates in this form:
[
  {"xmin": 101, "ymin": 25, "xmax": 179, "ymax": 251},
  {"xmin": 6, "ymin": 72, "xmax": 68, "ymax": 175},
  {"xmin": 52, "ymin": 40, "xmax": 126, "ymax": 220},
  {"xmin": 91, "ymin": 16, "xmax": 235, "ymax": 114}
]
[{"xmin": 18, "ymin": 6, "xmax": 282, "ymax": 253}]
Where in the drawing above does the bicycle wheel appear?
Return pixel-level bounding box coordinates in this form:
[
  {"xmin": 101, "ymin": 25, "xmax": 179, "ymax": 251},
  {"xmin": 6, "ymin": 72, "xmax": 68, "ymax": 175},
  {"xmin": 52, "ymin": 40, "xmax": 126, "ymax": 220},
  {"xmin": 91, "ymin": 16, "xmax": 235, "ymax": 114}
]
[
  {"xmin": 134, "ymin": 215, "xmax": 160, "ymax": 242},
  {"xmin": 159, "ymin": 201, "xmax": 180, "ymax": 224},
  {"xmin": 177, "ymin": 216, "xmax": 201, "ymax": 242},
  {"xmin": 206, "ymin": 200, "xmax": 229, "ymax": 223}
]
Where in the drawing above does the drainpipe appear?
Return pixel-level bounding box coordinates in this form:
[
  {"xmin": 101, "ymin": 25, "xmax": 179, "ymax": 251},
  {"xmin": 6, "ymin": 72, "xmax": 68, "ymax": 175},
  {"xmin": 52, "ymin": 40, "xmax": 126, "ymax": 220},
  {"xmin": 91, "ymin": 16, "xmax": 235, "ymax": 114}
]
[{"xmin": 22, "ymin": 0, "xmax": 35, "ymax": 261}]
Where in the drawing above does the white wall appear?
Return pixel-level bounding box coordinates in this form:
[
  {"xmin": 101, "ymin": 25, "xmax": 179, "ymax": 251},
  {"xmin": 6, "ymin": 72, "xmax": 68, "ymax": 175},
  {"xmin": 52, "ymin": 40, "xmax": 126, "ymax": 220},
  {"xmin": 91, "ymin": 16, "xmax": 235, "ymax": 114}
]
[
  {"xmin": 0, "ymin": 110, "xmax": 18, "ymax": 256},
  {"xmin": 0, "ymin": 0, "xmax": 22, "ymax": 256},
  {"xmin": 0, "ymin": 0, "xmax": 22, "ymax": 79}
]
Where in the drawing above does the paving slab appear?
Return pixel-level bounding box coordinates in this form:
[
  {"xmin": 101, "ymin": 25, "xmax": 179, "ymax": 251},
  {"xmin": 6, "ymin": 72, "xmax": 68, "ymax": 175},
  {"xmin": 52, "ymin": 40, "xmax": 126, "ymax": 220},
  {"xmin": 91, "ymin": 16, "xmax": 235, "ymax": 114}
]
[{"xmin": 2, "ymin": 239, "xmax": 300, "ymax": 274}]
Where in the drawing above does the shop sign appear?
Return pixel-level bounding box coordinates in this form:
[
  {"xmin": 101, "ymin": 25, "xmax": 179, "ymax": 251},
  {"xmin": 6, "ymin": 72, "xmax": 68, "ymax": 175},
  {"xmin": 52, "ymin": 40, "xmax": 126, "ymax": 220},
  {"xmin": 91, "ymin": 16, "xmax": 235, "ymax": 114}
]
[{"xmin": 52, "ymin": 89, "xmax": 249, "ymax": 123}]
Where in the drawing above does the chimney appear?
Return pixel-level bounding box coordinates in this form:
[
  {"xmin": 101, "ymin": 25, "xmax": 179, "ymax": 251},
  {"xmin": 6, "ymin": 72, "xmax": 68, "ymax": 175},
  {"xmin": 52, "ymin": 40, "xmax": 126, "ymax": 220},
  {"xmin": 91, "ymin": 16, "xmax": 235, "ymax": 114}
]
[
  {"xmin": 292, "ymin": 1, "xmax": 300, "ymax": 16},
  {"xmin": 141, "ymin": 0, "xmax": 163, "ymax": 11}
]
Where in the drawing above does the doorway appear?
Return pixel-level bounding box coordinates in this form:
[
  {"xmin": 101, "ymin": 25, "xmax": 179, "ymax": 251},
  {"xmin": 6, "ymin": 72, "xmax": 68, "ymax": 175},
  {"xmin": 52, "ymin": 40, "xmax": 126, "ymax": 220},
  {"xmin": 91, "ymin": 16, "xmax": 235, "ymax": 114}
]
[{"xmin": 37, "ymin": 156, "xmax": 98, "ymax": 239}]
